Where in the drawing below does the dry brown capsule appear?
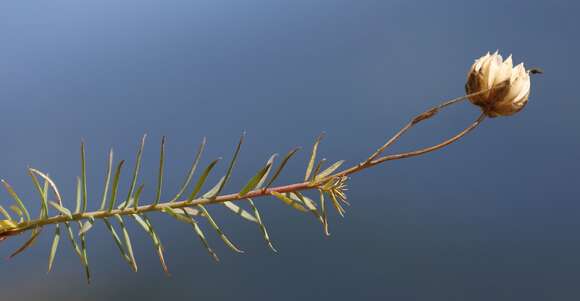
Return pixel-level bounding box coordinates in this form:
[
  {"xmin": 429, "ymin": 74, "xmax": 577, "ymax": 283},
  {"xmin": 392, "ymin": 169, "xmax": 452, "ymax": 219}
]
[{"xmin": 466, "ymin": 51, "xmax": 531, "ymax": 117}]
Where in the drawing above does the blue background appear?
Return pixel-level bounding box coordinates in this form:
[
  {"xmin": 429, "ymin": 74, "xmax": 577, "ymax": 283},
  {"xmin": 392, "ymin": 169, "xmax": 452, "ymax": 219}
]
[{"xmin": 1, "ymin": 1, "xmax": 579, "ymax": 300}]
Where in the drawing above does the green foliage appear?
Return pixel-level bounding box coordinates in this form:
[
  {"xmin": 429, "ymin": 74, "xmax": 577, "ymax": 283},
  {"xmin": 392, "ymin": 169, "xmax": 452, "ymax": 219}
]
[{"xmin": 0, "ymin": 133, "xmax": 346, "ymax": 281}]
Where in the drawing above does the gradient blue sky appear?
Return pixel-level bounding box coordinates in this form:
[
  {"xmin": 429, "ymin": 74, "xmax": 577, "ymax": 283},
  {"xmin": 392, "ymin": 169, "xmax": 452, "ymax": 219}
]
[{"xmin": 1, "ymin": 1, "xmax": 579, "ymax": 300}]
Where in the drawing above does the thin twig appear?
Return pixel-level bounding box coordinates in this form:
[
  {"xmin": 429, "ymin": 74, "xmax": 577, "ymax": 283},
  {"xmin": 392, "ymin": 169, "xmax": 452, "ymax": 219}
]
[{"xmin": 0, "ymin": 92, "xmax": 489, "ymax": 238}]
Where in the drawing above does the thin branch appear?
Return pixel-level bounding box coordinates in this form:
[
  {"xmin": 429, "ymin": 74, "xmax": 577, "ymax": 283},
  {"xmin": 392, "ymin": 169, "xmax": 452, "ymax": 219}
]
[{"xmin": 1, "ymin": 91, "xmax": 489, "ymax": 238}]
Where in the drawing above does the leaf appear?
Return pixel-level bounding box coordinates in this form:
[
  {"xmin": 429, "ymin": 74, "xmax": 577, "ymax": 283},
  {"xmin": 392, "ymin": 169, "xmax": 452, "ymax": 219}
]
[
  {"xmin": 153, "ymin": 136, "xmax": 166, "ymax": 206},
  {"xmin": 49, "ymin": 201, "xmax": 73, "ymax": 219},
  {"xmin": 270, "ymin": 191, "xmax": 307, "ymax": 212},
  {"xmin": 255, "ymin": 154, "xmax": 277, "ymax": 189},
  {"xmin": 319, "ymin": 189, "xmax": 330, "ymax": 236},
  {"xmin": 310, "ymin": 158, "xmax": 327, "ymax": 183},
  {"xmin": 43, "ymin": 179, "xmax": 49, "ymax": 204},
  {"xmin": 247, "ymin": 198, "xmax": 277, "ymax": 252},
  {"xmin": 63, "ymin": 222, "xmax": 90, "ymax": 283},
  {"xmin": 131, "ymin": 214, "xmax": 169, "ymax": 275},
  {"xmin": 10, "ymin": 205, "xmax": 24, "ymax": 222},
  {"xmin": 305, "ymin": 133, "xmax": 324, "ymax": 181},
  {"xmin": 119, "ymin": 184, "xmax": 143, "ymax": 209},
  {"xmin": 215, "ymin": 133, "xmax": 244, "ymax": 196},
  {"xmin": 264, "ymin": 147, "xmax": 300, "ymax": 189},
  {"xmin": 122, "ymin": 134, "xmax": 146, "ymax": 210},
  {"xmin": 10, "ymin": 227, "xmax": 42, "ymax": 258},
  {"xmin": 0, "ymin": 205, "xmax": 13, "ymax": 220},
  {"xmin": 133, "ymin": 184, "xmax": 145, "ymax": 208},
  {"xmin": 1, "ymin": 179, "xmax": 31, "ymax": 221},
  {"xmin": 75, "ymin": 177, "xmax": 81, "ymax": 214},
  {"xmin": 29, "ymin": 169, "xmax": 64, "ymax": 206},
  {"xmin": 28, "ymin": 171, "xmax": 49, "ymax": 219},
  {"xmin": 108, "ymin": 160, "xmax": 125, "ymax": 211},
  {"xmin": 80, "ymin": 141, "xmax": 88, "ymax": 212},
  {"xmin": 222, "ymin": 201, "xmax": 258, "ymax": 223},
  {"xmin": 181, "ymin": 208, "xmax": 219, "ymax": 262},
  {"xmin": 171, "ymin": 137, "xmax": 206, "ymax": 202},
  {"xmin": 99, "ymin": 149, "xmax": 114, "ymax": 210},
  {"xmin": 239, "ymin": 162, "xmax": 272, "ymax": 196},
  {"xmin": 77, "ymin": 220, "xmax": 91, "ymax": 283},
  {"xmin": 188, "ymin": 159, "xmax": 221, "ymax": 201},
  {"xmin": 162, "ymin": 207, "xmax": 195, "ymax": 224},
  {"xmin": 78, "ymin": 219, "xmax": 94, "ymax": 236},
  {"xmin": 202, "ymin": 176, "xmax": 225, "ymax": 199},
  {"xmin": 47, "ymin": 224, "xmax": 61, "ymax": 273},
  {"xmin": 198, "ymin": 205, "xmax": 244, "ymax": 253},
  {"xmin": 113, "ymin": 214, "xmax": 138, "ymax": 272},
  {"xmin": 102, "ymin": 218, "xmax": 135, "ymax": 271},
  {"xmin": 182, "ymin": 207, "xmax": 201, "ymax": 216},
  {"xmin": 292, "ymin": 192, "xmax": 323, "ymax": 224},
  {"xmin": 315, "ymin": 160, "xmax": 345, "ymax": 180}
]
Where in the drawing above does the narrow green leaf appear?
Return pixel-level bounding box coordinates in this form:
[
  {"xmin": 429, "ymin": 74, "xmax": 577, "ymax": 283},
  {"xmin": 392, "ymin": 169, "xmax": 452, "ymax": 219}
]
[
  {"xmin": 319, "ymin": 189, "xmax": 330, "ymax": 236},
  {"xmin": 28, "ymin": 171, "xmax": 49, "ymax": 219},
  {"xmin": 9, "ymin": 205, "xmax": 24, "ymax": 222},
  {"xmin": 202, "ymin": 176, "xmax": 225, "ymax": 199},
  {"xmin": 271, "ymin": 191, "xmax": 307, "ymax": 212},
  {"xmin": 153, "ymin": 136, "xmax": 166, "ymax": 206},
  {"xmin": 74, "ymin": 177, "xmax": 81, "ymax": 214},
  {"xmin": 264, "ymin": 147, "xmax": 300, "ymax": 189},
  {"xmin": 247, "ymin": 198, "xmax": 277, "ymax": 252},
  {"xmin": 122, "ymin": 134, "xmax": 146, "ymax": 209},
  {"xmin": 188, "ymin": 159, "xmax": 221, "ymax": 201},
  {"xmin": 49, "ymin": 201, "xmax": 73, "ymax": 219},
  {"xmin": 222, "ymin": 201, "xmax": 258, "ymax": 223},
  {"xmin": 0, "ymin": 205, "xmax": 12, "ymax": 220},
  {"xmin": 181, "ymin": 208, "xmax": 219, "ymax": 262},
  {"xmin": 47, "ymin": 224, "xmax": 61, "ymax": 273},
  {"xmin": 198, "ymin": 205, "xmax": 244, "ymax": 253},
  {"xmin": 116, "ymin": 199, "xmax": 131, "ymax": 210},
  {"xmin": 132, "ymin": 214, "xmax": 148, "ymax": 229},
  {"xmin": 239, "ymin": 162, "xmax": 272, "ymax": 196},
  {"xmin": 315, "ymin": 160, "xmax": 345, "ymax": 180},
  {"xmin": 29, "ymin": 169, "xmax": 64, "ymax": 206},
  {"xmin": 63, "ymin": 221, "xmax": 90, "ymax": 283},
  {"xmin": 310, "ymin": 158, "xmax": 327, "ymax": 183},
  {"xmin": 293, "ymin": 192, "xmax": 323, "ymax": 224},
  {"xmin": 133, "ymin": 184, "xmax": 144, "ymax": 208},
  {"xmin": 63, "ymin": 222, "xmax": 81, "ymax": 256},
  {"xmin": 78, "ymin": 219, "xmax": 94, "ymax": 236},
  {"xmin": 99, "ymin": 149, "xmax": 114, "ymax": 210},
  {"xmin": 102, "ymin": 218, "xmax": 134, "ymax": 270},
  {"xmin": 255, "ymin": 154, "xmax": 277, "ymax": 189},
  {"xmin": 181, "ymin": 207, "xmax": 201, "ymax": 216},
  {"xmin": 131, "ymin": 214, "xmax": 169, "ymax": 274},
  {"xmin": 108, "ymin": 160, "xmax": 125, "ymax": 211},
  {"xmin": 1, "ymin": 180, "xmax": 31, "ymax": 221},
  {"xmin": 80, "ymin": 141, "xmax": 88, "ymax": 212},
  {"xmin": 305, "ymin": 133, "xmax": 324, "ymax": 181},
  {"xmin": 163, "ymin": 207, "xmax": 195, "ymax": 224},
  {"xmin": 215, "ymin": 133, "xmax": 245, "ymax": 196},
  {"xmin": 171, "ymin": 137, "xmax": 206, "ymax": 202},
  {"xmin": 43, "ymin": 178, "xmax": 49, "ymax": 203},
  {"xmin": 77, "ymin": 220, "xmax": 91, "ymax": 284},
  {"xmin": 113, "ymin": 214, "xmax": 138, "ymax": 272},
  {"xmin": 9, "ymin": 227, "xmax": 42, "ymax": 258}
]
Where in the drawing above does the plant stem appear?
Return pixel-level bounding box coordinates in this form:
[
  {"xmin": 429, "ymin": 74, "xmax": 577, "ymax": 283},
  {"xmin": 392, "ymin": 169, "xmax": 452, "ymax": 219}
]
[{"xmin": 0, "ymin": 91, "xmax": 488, "ymax": 238}]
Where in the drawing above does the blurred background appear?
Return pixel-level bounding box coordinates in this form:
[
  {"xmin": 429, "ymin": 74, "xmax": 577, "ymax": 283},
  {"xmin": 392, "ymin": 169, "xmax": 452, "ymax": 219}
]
[{"xmin": 0, "ymin": 1, "xmax": 578, "ymax": 300}]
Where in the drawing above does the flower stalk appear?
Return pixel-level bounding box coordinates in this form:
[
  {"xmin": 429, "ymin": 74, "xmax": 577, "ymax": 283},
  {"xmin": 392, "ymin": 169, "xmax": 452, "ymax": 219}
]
[
  {"xmin": 0, "ymin": 87, "xmax": 493, "ymax": 239},
  {"xmin": 0, "ymin": 52, "xmax": 541, "ymax": 282}
]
